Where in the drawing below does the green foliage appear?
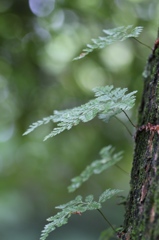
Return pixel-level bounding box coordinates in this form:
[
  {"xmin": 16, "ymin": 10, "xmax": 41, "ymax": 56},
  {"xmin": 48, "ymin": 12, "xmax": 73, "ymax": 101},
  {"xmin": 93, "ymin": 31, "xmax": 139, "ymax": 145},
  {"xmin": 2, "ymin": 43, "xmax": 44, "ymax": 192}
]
[
  {"xmin": 74, "ymin": 25, "xmax": 143, "ymax": 60},
  {"xmin": 68, "ymin": 145, "xmax": 123, "ymax": 192},
  {"xmin": 22, "ymin": 25, "xmax": 143, "ymax": 240},
  {"xmin": 40, "ymin": 189, "xmax": 123, "ymax": 240},
  {"xmin": 99, "ymin": 228, "xmax": 116, "ymax": 240},
  {"xmin": 23, "ymin": 85, "xmax": 137, "ymax": 141}
]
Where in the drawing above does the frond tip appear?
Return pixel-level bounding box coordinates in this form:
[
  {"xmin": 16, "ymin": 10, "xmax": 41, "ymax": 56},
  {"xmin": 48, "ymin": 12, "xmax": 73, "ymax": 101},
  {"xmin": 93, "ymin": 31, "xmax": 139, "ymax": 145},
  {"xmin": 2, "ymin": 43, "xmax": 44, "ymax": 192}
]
[
  {"xmin": 73, "ymin": 25, "xmax": 143, "ymax": 60},
  {"xmin": 23, "ymin": 85, "xmax": 137, "ymax": 141}
]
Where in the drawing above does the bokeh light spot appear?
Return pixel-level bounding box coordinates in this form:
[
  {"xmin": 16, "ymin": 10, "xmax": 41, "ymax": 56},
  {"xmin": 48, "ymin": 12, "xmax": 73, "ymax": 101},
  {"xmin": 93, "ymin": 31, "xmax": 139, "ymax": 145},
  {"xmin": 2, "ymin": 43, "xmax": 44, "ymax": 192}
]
[
  {"xmin": 75, "ymin": 61, "xmax": 106, "ymax": 92},
  {"xmin": 100, "ymin": 42, "xmax": 133, "ymax": 72},
  {"xmin": 29, "ymin": 0, "xmax": 55, "ymax": 17}
]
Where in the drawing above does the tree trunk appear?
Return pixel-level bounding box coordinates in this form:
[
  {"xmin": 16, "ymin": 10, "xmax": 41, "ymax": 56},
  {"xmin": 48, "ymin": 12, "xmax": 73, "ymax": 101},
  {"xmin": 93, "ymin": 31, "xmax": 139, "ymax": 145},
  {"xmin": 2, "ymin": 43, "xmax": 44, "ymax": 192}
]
[{"xmin": 120, "ymin": 39, "xmax": 159, "ymax": 239}]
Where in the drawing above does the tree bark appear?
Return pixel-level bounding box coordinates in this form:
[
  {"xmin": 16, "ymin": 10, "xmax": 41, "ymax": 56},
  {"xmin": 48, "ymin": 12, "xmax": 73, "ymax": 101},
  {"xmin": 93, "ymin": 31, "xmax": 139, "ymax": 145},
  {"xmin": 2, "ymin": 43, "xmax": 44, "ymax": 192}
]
[{"xmin": 120, "ymin": 39, "xmax": 159, "ymax": 239}]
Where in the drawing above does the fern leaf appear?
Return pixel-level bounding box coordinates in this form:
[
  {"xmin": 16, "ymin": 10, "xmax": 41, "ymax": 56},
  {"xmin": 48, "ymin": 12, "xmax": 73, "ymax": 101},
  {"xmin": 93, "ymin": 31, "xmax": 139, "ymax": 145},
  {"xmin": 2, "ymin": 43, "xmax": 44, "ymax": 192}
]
[
  {"xmin": 74, "ymin": 25, "xmax": 143, "ymax": 60},
  {"xmin": 99, "ymin": 228, "xmax": 115, "ymax": 240},
  {"xmin": 40, "ymin": 189, "xmax": 122, "ymax": 240},
  {"xmin": 23, "ymin": 115, "xmax": 54, "ymax": 136},
  {"xmin": 23, "ymin": 85, "xmax": 137, "ymax": 140},
  {"xmin": 68, "ymin": 146, "xmax": 123, "ymax": 192},
  {"xmin": 99, "ymin": 189, "xmax": 123, "ymax": 203}
]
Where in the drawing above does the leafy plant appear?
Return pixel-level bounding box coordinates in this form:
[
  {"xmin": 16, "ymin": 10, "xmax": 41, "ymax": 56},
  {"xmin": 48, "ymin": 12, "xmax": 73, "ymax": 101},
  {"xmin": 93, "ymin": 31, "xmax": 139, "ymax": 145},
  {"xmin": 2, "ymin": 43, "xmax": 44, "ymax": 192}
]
[
  {"xmin": 68, "ymin": 145, "xmax": 123, "ymax": 192},
  {"xmin": 99, "ymin": 228, "xmax": 116, "ymax": 240},
  {"xmin": 73, "ymin": 25, "xmax": 143, "ymax": 60},
  {"xmin": 23, "ymin": 25, "xmax": 143, "ymax": 239},
  {"xmin": 23, "ymin": 85, "xmax": 137, "ymax": 141},
  {"xmin": 40, "ymin": 189, "xmax": 123, "ymax": 240}
]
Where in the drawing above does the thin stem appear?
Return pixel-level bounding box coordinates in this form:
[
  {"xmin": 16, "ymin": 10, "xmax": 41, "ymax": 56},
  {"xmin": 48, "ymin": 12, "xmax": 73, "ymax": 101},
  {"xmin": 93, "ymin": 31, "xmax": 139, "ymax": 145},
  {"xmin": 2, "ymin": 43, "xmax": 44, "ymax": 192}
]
[
  {"xmin": 132, "ymin": 37, "xmax": 152, "ymax": 51},
  {"xmin": 121, "ymin": 109, "xmax": 137, "ymax": 128},
  {"xmin": 97, "ymin": 209, "xmax": 116, "ymax": 233},
  {"xmin": 115, "ymin": 164, "xmax": 129, "ymax": 176},
  {"xmin": 114, "ymin": 116, "xmax": 132, "ymax": 137}
]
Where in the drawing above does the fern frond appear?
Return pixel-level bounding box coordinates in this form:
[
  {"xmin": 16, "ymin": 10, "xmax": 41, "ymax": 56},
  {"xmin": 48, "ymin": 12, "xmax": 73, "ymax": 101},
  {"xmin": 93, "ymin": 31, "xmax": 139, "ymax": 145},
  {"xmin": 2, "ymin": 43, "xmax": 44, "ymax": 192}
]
[
  {"xmin": 98, "ymin": 189, "xmax": 122, "ymax": 203},
  {"xmin": 99, "ymin": 228, "xmax": 115, "ymax": 240},
  {"xmin": 23, "ymin": 85, "xmax": 137, "ymax": 141},
  {"xmin": 40, "ymin": 189, "xmax": 123, "ymax": 240},
  {"xmin": 68, "ymin": 145, "xmax": 123, "ymax": 192},
  {"xmin": 74, "ymin": 25, "xmax": 143, "ymax": 60},
  {"xmin": 23, "ymin": 115, "xmax": 54, "ymax": 136}
]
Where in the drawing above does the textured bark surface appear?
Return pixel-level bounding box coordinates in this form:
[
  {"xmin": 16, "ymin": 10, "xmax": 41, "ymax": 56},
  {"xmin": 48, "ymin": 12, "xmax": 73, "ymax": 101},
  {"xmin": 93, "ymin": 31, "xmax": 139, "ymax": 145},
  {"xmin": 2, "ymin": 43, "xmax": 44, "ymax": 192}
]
[{"xmin": 120, "ymin": 40, "xmax": 159, "ymax": 239}]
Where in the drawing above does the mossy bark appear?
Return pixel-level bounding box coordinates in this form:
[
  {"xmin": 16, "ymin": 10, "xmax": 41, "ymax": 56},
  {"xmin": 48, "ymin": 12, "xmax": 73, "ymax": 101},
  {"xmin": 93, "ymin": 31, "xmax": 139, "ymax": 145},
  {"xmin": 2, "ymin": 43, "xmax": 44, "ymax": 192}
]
[{"xmin": 120, "ymin": 40, "xmax": 159, "ymax": 239}]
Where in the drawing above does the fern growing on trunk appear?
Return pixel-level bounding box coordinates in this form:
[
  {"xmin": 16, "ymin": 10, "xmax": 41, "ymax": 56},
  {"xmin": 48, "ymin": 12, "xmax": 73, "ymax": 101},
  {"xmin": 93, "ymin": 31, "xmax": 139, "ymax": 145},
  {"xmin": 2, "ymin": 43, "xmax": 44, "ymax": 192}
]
[{"xmin": 23, "ymin": 25, "xmax": 148, "ymax": 240}]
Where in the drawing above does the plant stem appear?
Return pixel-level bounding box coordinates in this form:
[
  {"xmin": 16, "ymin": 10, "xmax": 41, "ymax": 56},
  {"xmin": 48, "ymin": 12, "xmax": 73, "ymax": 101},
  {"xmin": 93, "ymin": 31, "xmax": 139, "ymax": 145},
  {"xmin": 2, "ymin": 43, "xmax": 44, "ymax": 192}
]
[
  {"xmin": 115, "ymin": 116, "xmax": 132, "ymax": 137},
  {"xmin": 115, "ymin": 164, "xmax": 129, "ymax": 175},
  {"xmin": 132, "ymin": 37, "xmax": 152, "ymax": 51},
  {"xmin": 97, "ymin": 209, "xmax": 116, "ymax": 233},
  {"xmin": 121, "ymin": 109, "xmax": 137, "ymax": 128}
]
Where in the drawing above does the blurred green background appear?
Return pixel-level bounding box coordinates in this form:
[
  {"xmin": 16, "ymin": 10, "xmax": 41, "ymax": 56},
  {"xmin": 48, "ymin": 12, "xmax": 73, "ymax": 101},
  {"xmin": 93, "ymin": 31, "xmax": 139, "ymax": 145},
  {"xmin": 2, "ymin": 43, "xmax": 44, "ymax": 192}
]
[{"xmin": 0, "ymin": 0, "xmax": 158, "ymax": 239}]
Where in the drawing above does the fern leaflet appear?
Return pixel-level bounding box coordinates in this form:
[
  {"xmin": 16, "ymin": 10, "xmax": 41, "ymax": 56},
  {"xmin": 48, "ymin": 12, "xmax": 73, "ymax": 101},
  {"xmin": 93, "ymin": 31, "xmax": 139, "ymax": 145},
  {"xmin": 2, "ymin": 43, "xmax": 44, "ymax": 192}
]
[
  {"xmin": 74, "ymin": 25, "xmax": 143, "ymax": 60},
  {"xmin": 23, "ymin": 85, "xmax": 137, "ymax": 141},
  {"xmin": 99, "ymin": 228, "xmax": 115, "ymax": 240},
  {"xmin": 68, "ymin": 145, "xmax": 123, "ymax": 192},
  {"xmin": 40, "ymin": 189, "xmax": 123, "ymax": 240}
]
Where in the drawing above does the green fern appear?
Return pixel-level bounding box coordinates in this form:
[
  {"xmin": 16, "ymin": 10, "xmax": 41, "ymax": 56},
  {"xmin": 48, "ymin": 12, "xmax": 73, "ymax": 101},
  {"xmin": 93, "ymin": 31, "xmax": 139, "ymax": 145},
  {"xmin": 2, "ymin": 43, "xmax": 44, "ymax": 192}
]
[
  {"xmin": 73, "ymin": 25, "xmax": 143, "ymax": 60},
  {"xmin": 23, "ymin": 85, "xmax": 137, "ymax": 141},
  {"xmin": 68, "ymin": 145, "xmax": 123, "ymax": 192},
  {"xmin": 99, "ymin": 228, "xmax": 115, "ymax": 240},
  {"xmin": 40, "ymin": 189, "xmax": 123, "ymax": 240},
  {"xmin": 23, "ymin": 25, "xmax": 141, "ymax": 240}
]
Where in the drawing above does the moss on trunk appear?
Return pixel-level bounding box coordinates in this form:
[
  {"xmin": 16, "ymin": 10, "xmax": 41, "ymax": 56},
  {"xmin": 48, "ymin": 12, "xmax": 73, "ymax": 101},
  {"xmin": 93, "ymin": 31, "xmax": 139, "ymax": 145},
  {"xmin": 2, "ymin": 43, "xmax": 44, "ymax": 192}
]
[{"xmin": 120, "ymin": 40, "xmax": 159, "ymax": 239}]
